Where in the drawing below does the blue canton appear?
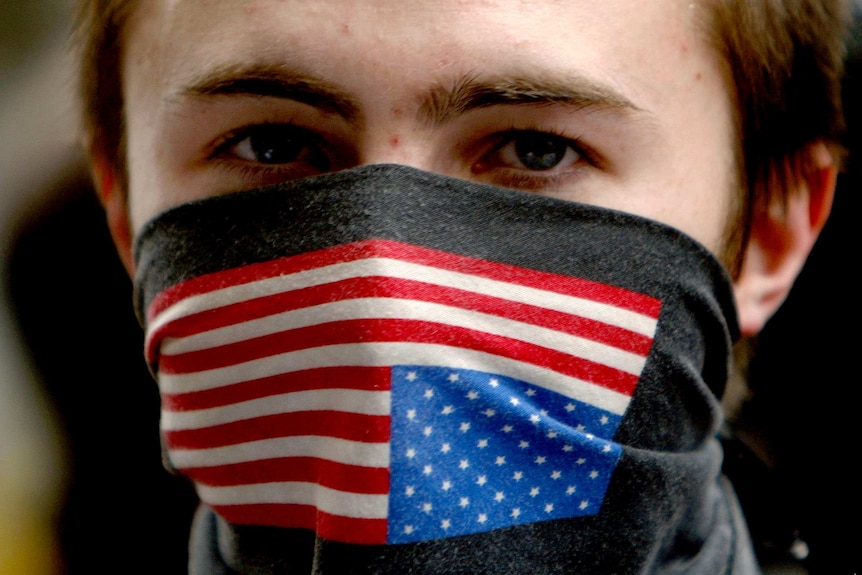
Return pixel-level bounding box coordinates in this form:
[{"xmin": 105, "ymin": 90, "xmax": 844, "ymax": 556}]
[{"xmin": 388, "ymin": 366, "xmax": 623, "ymax": 543}]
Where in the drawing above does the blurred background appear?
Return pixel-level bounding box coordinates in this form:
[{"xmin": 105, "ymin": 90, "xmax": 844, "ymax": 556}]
[
  {"xmin": 0, "ymin": 2, "xmax": 859, "ymax": 574},
  {"xmin": 0, "ymin": 2, "xmax": 197, "ymax": 574},
  {"xmin": 1, "ymin": 2, "xmax": 76, "ymax": 574}
]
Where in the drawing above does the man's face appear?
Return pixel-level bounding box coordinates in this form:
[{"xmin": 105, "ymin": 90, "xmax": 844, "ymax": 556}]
[{"xmin": 122, "ymin": 0, "xmax": 738, "ymax": 259}]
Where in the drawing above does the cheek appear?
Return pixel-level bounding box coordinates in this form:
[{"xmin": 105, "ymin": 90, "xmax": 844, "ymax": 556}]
[
  {"xmin": 664, "ymin": 174, "xmax": 739, "ymax": 259},
  {"xmin": 124, "ymin": 125, "xmax": 162, "ymax": 235},
  {"xmin": 123, "ymin": 92, "xmax": 217, "ymax": 234},
  {"xmin": 659, "ymin": 113, "xmax": 739, "ymax": 258},
  {"xmin": 686, "ymin": 134, "xmax": 741, "ymax": 259},
  {"xmin": 125, "ymin": 120, "xmax": 206, "ymax": 237}
]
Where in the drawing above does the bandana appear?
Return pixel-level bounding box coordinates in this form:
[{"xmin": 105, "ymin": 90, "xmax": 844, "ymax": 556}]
[{"xmin": 134, "ymin": 164, "xmax": 748, "ymax": 573}]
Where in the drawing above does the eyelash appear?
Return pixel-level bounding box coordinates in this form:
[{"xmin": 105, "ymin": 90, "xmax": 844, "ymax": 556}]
[
  {"xmin": 476, "ymin": 126, "xmax": 598, "ymax": 190},
  {"xmin": 208, "ymin": 121, "xmax": 598, "ymax": 189},
  {"xmin": 492, "ymin": 126, "xmax": 596, "ymax": 161},
  {"xmin": 209, "ymin": 121, "xmax": 329, "ymax": 174}
]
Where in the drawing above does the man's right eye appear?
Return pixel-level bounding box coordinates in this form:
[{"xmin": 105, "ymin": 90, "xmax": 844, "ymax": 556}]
[{"xmin": 216, "ymin": 123, "xmax": 331, "ymax": 170}]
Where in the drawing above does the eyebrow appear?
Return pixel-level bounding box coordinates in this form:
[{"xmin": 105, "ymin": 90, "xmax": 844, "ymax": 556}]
[
  {"xmin": 178, "ymin": 63, "xmax": 361, "ymax": 121},
  {"xmin": 176, "ymin": 64, "xmax": 646, "ymax": 127},
  {"xmin": 418, "ymin": 73, "xmax": 646, "ymax": 127}
]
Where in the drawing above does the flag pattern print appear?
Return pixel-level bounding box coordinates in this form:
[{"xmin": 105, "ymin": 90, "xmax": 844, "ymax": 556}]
[{"xmin": 144, "ymin": 239, "xmax": 661, "ymax": 545}]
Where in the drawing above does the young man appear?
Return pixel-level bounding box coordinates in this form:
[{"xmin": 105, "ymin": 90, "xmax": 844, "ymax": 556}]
[{"xmin": 73, "ymin": 1, "xmax": 849, "ymax": 573}]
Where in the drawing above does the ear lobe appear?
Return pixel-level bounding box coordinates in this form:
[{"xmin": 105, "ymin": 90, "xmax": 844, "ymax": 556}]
[
  {"xmin": 93, "ymin": 156, "xmax": 136, "ymax": 278},
  {"xmin": 733, "ymin": 143, "xmax": 837, "ymax": 336}
]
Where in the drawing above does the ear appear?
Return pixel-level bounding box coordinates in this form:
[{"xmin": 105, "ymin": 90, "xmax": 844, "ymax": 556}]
[
  {"xmin": 92, "ymin": 155, "xmax": 136, "ymax": 278},
  {"xmin": 733, "ymin": 142, "xmax": 837, "ymax": 336}
]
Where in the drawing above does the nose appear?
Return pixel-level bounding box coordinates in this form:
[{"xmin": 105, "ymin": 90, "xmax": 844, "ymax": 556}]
[{"xmin": 355, "ymin": 127, "xmax": 445, "ymax": 175}]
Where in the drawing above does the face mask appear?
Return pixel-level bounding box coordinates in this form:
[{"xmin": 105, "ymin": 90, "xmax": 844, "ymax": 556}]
[{"xmin": 134, "ymin": 164, "xmax": 740, "ymax": 570}]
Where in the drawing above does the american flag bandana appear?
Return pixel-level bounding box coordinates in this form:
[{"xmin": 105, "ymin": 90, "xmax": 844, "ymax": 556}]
[{"xmin": 135, "ymin": 165, "xmax": 739, "ymax": 562}]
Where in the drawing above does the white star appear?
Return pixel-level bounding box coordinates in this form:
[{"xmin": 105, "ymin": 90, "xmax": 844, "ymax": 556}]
[
  {"xmin": 550, "ymin": 470, "xmax": 562, "ymax": 480},
  {"xmin": 459, "ymin": 497, "xmax": 470, "ymax": 508},
  {"xmin": 483, "ymin": 408, "xmax": 496, "ymax": 417},
  {"xmin": 501, "ymin": 425, "xmax": 514, "ymax": 433},
  {"xmin": 448, "ymin": 373, "xmax": 460, "ymax": 382},
  {"xmin": 459, "ymin": 459, "xmax": 470, "ymax": 470},
  {"xmin": 510, "ymin": 397, "xmax": 520, "ymax": 406},
  {"xmin": 495, "ymin": 456, "xmax": 506, "ymax": 466},
  {"xmin": 441, "ymin": 405, "xmax": 454, "ymax": 415},
  {"xmin": 494, "ymin": 491, "xmax": 505, "ymax": 502},
  {"xmin": 577, "ymin": 458, "xmax": 586, "ymax": 465},
  {"xmin": 406, "ymin": 372, "xmax": 418, "ymax": 381},
  {"xmin": 459, "ymin": 422, "xmax": 471, "ymax": 432},
  {"xmin": 540, "ymin": 409, "xmax": 548, "ymax": 416},
  {"xmin": 441, "ymin": 443, "xmax": 451, "ymax": 453},
  {"xmin": 576, "ymin": 424, "xmax": 586, "ymax": 431},
  {"xmin": 423, "ymin": 502, "xmax": 433, "ymax": 513},
  {"xmin": 589, "ymin": 470, "xmax": 599, "ymax": 479},
  {"xmin": 544, "ymin": 503, "xmax": 554, "ymax": 513},
  {"xmin": 602, "ymin": 444, "xmax": 612, "ymax": 453},
  {"xmin": 579, "ymin": 500, "xmax": 589, "ymax": 510},
  {"xmin": 405, "ymin": 486, "xmax": 415, "ymax": 496},
  {"xmin": 547, "ymin": 430, "xmax": 558, "ymax": 439},
  {"xmin": 424, "ymin": 389, "xmax": 434, "ymax": 399},
  {"xmin": 404, "ymin": 525, "xmax": 415, "ymax": 534},
  {"xmin": 586, "ymin": 433, "xmax": 595, "ymax": 440},
  {"xmin": 562, "ymin": 445, "xmax": 573, "ymax": 452},
  {"xmin": 467, "ymin": 390, "xmax": 479, "ymax": 400},
  {"xmin": 407, "ymin": 409, "xmax": 417, "ymax": 420},
  {"xmin": 423, "ymin": 465, "xmax": 433, "ymax": 475},
  {"xmin": 441, "ymin": 519, "xmax": 452, "ymax": 529},
  {"xmin": 489, "ymin": 378, "xmax": 500, "ymax": 387},
  {"xmin": 477, "ymin": 475, "xmax": 488, "ymax": 486},
  {"xmin": 535, "ymin": 455, "xmax": 547, "ymax": 465},
  {"xmin": 477, "ymin": 438, "xmax": 489, "ymax": 449},
  {"xmin": 511, "ymin": 508, "xmax": 521, "ymax": 518},
  {"xmin": 423, "ymin": 426, "xmax": 433, "ymax": 436},
  {"xmin": 442, "ymin": 480, "xmax": 453, "ymax": 491},
  {"xmin": 406, "ymin": 448, "xmax": 417, "ymax": 458},
  {"xmin": 513, "ymin": 471, "xmax": 524, "ymax": 481},
  {"xmin": 529, "ymin": 414, "xmax": 541, "ymax": 424},
  {"xmin": 529, "ymin": 487, "xmax": 540, "ymax": 497},
  {"xmin": 478, "ymin": 513, "xmax": 488, "ymax": 523},
  {"xmin": 526, "ymin": 388, "xmax": 537, "ymax": 396},
  {"xmin": 519, "ymin": 440, "xmax": 530, "ymax": 449},
  {"xmin": 566, "ymin": 486, "xmax": 576, "ymax": 495},
  {"xmin": 565, "ymin": 403, "xmax": 576, "ymax": 412},
  {"xmin": 600, "ymin": 415, "xmax": 609, "ymax": 425}
]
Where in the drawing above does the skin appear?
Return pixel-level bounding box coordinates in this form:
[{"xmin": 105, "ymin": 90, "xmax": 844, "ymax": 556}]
[{"xmin": 101, "ymin": 0, "xmax": 837, "ymax": 337}]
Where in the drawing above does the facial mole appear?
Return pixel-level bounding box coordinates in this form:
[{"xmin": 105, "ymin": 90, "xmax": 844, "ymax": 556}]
[
  {"xmin": 341, "ymin": 23, "xmax": 350, "ymax": 34},
  {"xmin": 695, "ymin": 72, "xmax": 703, "ymax": 81},
  {"xmin": 391, "ymin": 108, "xmax": 404, "ymax": 118},
  {"xmin": 390, "ymin": 136, "xmax": 401, "ymax": 147}
]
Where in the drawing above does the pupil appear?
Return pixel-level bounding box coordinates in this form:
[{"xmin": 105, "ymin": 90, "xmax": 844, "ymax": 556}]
[
  {"xmin": 515, "ymin": 134, "xmax": 567, "ymax": 171},
  {"xmin": 251, "ymin": 130, "xmax": 303, "ymax": 163}
]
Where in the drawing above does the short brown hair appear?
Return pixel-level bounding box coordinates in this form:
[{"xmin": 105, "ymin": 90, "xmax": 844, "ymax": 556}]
[
  {"xmin": 72, "ymin": 0, "xmax": 135, "ymax": 188},
  {"xmin": 71, "ymin": 0, "xmax": 851, "ymax": 251},
  {"xmin": 704, "ymin": 0, "xmax": 851, "ymax": 270}
]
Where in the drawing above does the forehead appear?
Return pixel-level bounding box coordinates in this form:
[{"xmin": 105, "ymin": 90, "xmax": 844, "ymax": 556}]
[{"xmin": 128, "ymin": 0, "xmax": 723, "ymax": 106}]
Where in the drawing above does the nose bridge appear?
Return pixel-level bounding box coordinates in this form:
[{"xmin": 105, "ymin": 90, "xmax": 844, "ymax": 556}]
[
  {"xmin": 354, "ymin": 100, "xmax": 441, "ymax": 170},
  {"xmin": 358, "ymin": 130, "xmax": 438, "ymax": 171}
]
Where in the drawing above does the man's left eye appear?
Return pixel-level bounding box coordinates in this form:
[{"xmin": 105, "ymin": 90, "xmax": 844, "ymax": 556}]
[{"xmin": 494, "ymin": 131, "xmax": 581, "ymax": 171}]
